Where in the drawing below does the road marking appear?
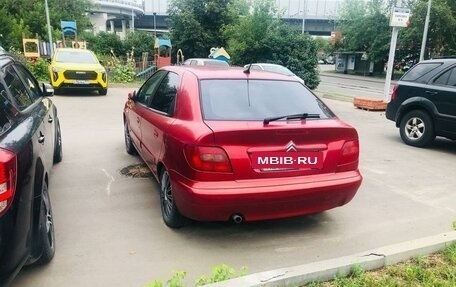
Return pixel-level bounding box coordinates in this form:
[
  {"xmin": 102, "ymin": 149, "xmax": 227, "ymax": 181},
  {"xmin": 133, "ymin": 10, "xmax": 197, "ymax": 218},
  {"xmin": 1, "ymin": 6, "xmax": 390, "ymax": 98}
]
[{"xmin": 101, "ymin": 168, "xmax": 115, "ymax": 196}]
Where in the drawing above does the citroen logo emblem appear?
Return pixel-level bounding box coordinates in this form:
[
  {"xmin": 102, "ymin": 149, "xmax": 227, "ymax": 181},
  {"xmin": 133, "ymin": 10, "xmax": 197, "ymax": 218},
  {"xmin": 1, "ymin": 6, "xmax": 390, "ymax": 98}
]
[{"xmin": 286, "ymin": 141, "xmax": 297, "ymax": 152}]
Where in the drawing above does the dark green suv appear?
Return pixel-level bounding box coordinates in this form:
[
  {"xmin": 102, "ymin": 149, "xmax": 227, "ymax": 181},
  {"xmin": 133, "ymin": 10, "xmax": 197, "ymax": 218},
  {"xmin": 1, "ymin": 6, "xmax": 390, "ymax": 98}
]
[
  {"xmin": 386, "ymin": 58, "xmax": 456, "ymax": 147},
  {"xmin": 0, "ymin": 49, "xmax": 62, "ymax": 286}
]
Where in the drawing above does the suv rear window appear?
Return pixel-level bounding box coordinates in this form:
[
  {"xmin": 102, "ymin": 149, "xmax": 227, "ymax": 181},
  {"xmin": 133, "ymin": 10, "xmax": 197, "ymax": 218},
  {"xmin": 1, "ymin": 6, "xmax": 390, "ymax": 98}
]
[
  {"xmin": 200, "ymin": 79, "xmax": 333, "ymax": 120},
  {"xmin": 0, "ymin": 82, "xmax": 12, "ymax": 134},
  {"xmin": 402, "ymin": 63, "xmax": 441, "ymax": 81}
]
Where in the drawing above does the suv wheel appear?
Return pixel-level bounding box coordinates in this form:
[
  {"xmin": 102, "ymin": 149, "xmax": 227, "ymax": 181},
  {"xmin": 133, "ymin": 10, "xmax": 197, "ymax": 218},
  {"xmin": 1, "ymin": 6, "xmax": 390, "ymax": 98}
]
[
  {"xmin": 53, "ymin": 120, "xmax": 63, "ymax": 163},
  {"xmin": 35, "ymin": 182, "xmax": 55, "ymax": 265},
  {"xmin": 399, "ymin": 110, "xmax": 435, "ymax": 147}
]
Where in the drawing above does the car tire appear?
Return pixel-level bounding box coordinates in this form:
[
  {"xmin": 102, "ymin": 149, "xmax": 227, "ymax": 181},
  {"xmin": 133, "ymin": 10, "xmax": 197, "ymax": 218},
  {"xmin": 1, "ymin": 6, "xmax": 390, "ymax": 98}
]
[
  {"xmin": 35, "ymin": 182, "xmax": 56, "ymax": 265},
  {"xmin": 160, "ymin": 169, "xmax": 187, "ymax": 228},
  {"xmin": 124, "ymin": 122, "xmax": 137, "ymax": 155},
  {"xmin": 53, "ymin": 120, "xmax": 63, "ymax": 163},
  {"xmin": 99, "ymin": 88, "xmax": 108, "ymax": 96},
  {"xmin": 399, "ymin": 110, "xmax": 435, "ymax": 147}
]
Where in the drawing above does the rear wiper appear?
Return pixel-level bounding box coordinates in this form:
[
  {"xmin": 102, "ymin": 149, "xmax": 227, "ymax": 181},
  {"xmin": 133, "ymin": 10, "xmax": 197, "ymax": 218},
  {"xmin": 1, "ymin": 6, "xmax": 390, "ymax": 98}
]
[{"xmin": 263, "ymin": 113, "xmax": 320, "ymax": 125}]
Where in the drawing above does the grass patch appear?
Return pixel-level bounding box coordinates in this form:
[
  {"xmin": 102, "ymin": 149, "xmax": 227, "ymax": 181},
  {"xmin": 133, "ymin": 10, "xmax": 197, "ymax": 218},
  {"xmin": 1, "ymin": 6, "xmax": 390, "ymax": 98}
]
[{"xmin": 306, "ymin": 242, "xmax": 456, "ymax": 287}]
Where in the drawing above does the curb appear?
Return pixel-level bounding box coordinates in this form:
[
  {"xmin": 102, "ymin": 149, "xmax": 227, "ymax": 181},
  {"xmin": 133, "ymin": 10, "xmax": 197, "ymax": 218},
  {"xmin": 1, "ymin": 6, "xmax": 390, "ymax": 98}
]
[
  {"xmin": 319, "ymin": 72, "xmax": 398, "ymax": 85},
  {"xmin": 319, "ymin": 92, "xmax": 354, "ymax": 102},
  {"xmin": 205, "ymin": 231, "xmax": 456, "ymax": 287}
]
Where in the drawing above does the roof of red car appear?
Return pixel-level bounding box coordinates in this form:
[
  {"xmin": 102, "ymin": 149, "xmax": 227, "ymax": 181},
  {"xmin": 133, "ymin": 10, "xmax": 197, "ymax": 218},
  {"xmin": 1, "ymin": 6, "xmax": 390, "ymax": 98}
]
[{"xmin": 164, "ymin": 65, "xmax": 298, "ymax": 82}]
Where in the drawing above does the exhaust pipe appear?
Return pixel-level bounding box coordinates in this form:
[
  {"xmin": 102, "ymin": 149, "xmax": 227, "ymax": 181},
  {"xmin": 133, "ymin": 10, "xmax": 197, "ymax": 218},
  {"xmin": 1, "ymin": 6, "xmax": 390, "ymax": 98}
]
[{"xmin": 231, "ymin": 214, "xmax": 244, "ymax": 224}]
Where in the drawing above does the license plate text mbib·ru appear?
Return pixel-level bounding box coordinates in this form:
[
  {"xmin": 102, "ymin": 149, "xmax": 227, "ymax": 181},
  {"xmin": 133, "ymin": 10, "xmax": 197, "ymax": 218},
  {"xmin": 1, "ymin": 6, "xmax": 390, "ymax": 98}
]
[{"xmin": 251, "ymin": 152, "xmax": 324, "ymax": 169}]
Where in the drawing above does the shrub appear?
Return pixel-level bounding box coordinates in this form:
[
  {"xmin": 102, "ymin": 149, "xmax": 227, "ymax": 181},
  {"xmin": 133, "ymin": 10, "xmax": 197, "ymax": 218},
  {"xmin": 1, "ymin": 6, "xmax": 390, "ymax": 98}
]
[{"xmin": 109, "ymin": 49, "xmax": 136, "ymax": 83}]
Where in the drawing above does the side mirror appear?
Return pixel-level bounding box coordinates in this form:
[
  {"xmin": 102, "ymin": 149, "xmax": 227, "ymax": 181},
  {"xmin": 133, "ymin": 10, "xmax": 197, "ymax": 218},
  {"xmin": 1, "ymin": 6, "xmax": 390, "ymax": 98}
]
[
  {"xmin": 128, "ymin": 90, "xmax": 137, "ymax": 101},
  {"xmin": 99, "ymin": 60, "xmax": 104, "ymax": 65},
  {"xmin": 42, "ymin": 83, "xmax": 54, "ymax": 97}
]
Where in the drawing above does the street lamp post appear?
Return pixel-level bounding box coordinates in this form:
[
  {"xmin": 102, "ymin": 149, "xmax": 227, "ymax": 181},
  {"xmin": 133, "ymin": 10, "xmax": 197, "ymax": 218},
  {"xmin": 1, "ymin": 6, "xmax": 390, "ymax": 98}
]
[
  {"xmin": 301, "ymin": 0, "xmax": 306, "ymax": 34},
  {"xmin": 44, "ymin": 0, "xmax": 53, "ymax": 55},
  {"xmin": 419, "ymin": 0, "xmax": 432, "ymax": 61}
]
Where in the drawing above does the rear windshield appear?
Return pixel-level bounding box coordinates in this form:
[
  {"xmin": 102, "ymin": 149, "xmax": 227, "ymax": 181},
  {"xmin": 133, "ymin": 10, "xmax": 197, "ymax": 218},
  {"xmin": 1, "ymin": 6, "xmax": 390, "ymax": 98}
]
[
  {"xmin": 200, "ymin": 79, "xmax": 334, "ymax": 121},
  {"xmin": 402, "ymin": 63, "xmax": 442, "ymax": 81},
  {"xmin": 55, "ymin": 50, "xmax": 98, "ymax": 64}
]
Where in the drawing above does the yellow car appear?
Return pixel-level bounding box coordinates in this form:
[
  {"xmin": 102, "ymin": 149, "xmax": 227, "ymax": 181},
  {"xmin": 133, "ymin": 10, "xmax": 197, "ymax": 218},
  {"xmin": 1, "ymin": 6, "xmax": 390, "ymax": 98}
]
[{"xmin": 49, "ymin": 48, "xmax": 108, "ymax": 95}]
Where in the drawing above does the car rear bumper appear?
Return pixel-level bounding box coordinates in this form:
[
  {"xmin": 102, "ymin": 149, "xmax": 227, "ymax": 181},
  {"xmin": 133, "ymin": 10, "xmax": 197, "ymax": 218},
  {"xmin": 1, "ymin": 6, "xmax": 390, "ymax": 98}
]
[{"xmin": 169, "ymin": 170, "xmax": 362, "ymax": 222}]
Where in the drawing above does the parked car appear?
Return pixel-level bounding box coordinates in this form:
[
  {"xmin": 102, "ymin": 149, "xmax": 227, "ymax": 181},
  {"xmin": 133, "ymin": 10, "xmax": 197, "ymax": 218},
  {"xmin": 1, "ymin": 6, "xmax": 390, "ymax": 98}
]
[
  {"xmin": 49, "ymin": 48, "xmax": 108, "ymax": 95},
  {"xmin": 0, "ymin": 50, "xmax": 62, "ymax": 285},
  {"xmin": 183, "ymin": 58, "xmax": 229, "ymax": 67},
  {"xmin": 123, "ymin": 66, "xmax": 362, "ymax": 228},
  {"xmin": 386, "ymin": 58, "xmax": 456, "ymax": 147},
  {"xmin": 243, "ymin": 63, "xmax": 305, "ymax": 85}
]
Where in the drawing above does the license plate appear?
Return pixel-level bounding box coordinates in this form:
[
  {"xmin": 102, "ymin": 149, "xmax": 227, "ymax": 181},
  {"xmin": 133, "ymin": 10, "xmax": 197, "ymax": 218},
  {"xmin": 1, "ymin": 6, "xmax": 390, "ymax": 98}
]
[
  {"xmin": 251, "ymin": 152, "xmax": 324, "ymax": 169},
  {"xmin": 74, "ymin": 80, "xmax": 89, "ymax": 84}
]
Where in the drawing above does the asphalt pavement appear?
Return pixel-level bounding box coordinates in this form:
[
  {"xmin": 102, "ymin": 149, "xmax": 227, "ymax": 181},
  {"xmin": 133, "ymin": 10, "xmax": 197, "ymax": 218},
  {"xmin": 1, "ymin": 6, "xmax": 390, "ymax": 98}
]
[
  {"xmin": 10, "ymin": 81, "xmax": 456, "ymax": 287},
  {"xmin": 316, "ymin": 65, "xmax": 397, "ymax": 101}
]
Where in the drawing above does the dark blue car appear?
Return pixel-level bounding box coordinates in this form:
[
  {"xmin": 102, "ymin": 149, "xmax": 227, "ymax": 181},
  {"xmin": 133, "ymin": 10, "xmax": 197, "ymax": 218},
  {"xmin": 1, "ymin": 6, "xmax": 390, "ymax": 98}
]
[{"xmin": 0, "ymin": 49, "xmax": 62, "ymax": 286}]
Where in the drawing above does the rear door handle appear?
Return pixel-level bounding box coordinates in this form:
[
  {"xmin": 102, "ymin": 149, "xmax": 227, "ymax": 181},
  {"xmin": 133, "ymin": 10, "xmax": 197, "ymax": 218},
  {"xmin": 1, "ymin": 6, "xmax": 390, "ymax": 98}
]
[{"xmin": 425, "ymin": 91, "xmax": 438, "ymax": 95}]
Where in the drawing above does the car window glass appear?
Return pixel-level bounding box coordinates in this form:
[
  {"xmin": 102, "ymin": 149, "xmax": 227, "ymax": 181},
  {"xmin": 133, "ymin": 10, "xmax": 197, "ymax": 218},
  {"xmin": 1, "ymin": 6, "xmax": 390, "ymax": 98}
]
[
  {"xmin": 203, "ymin": 60, "xmax": 229, "ymax": 67},
  {"xmin": 402, "ymin": 63, "xmax": 441, "ymax": 81},
  {"xmin": 251, "ymin": 65, "xmax": 262, "ymax": 70},
  {"xmin": 149, "ymin": 72, "xmax": 179, "ymax": 114},
  {"xmin": 201, "ymin": 79, "xmax": 334, "ymax": 120},
  {"xmin": 0, "ymin": 81, "xmax": 12, "ymax": 132},
  {"xmin": 434, "ymin": 69, "xmax": 451, "ymax": 86},
  {"xmin": 55, "ymin": 50, "xmax": 97, "ymax": 64},
  {"xmin": 14, "ymin": 64, "xmax": 42, "ymax": 100},
  {"xmin": 447, "ymin": 68, "xmax": 456, "ymax": 86},
  {"xmin": 190, "ymin": 60, "xmax": 197, "ymax": 65},
  {"xmin": 3, "ymin": 65, "xmax": 34, "ymax": 110},
  {"xmin": 434, "ymin": 67, "xmax": 456, "ymax": 87},
  {"xmin": 137, "ymin": 70, "xmax": 166, "ymax": 105}
]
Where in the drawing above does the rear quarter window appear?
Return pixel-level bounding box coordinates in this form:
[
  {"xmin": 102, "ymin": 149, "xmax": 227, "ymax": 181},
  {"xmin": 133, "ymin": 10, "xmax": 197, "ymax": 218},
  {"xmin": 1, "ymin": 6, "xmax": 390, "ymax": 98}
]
[
  {"xmin": 0, "ymin": 81, "xmax": 14, "ymax": 134},
  {"xmin": 402, "ymin": 63, "xmax": 442, "ymax": 82},
  {"xmin": 200, "ymin": 79, "xmax": 334, "ymax": 121}
]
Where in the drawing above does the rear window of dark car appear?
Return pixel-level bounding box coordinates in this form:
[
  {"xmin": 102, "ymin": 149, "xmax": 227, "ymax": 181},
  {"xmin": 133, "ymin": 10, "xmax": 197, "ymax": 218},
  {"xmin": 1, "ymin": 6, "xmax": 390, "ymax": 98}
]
[
  {"xmin": 402, "ymin": 63, "xmax": 442, "ymax": 81},
  {"xmin": 200, "ymin": 79, "xmax": 334, "ymax": 121},
  {"xmin": 204, "ymin": 60, "xmax": 229, "ymax": 67},
  {"xmin": 0, "ymin": 82, "xmax": 12, "ymax": 134}
]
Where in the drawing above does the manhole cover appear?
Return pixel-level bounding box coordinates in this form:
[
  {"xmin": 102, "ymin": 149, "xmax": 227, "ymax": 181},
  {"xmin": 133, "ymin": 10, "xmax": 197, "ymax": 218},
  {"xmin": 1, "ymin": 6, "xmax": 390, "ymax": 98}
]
[{"xmin": 120, "ymin": 163, "xmax": 153, "ymax": 178}]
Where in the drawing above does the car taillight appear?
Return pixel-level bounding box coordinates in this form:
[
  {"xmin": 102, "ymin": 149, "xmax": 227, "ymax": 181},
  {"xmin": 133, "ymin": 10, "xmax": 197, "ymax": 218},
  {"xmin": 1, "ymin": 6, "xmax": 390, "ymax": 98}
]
[
  {"xmin": 184, "ymin": 145, "xmax": 233, "ymax": 173},
  {"xmin": 0, "ymin": 148, "xmax": 17, "ymax": 216},
  {"xmin": 390, "ymin": 85, "xmax": 398, "ymax": 101},
  {"xmin": 336, "ymin": 140, "xmax": 359, "ymax": 172}
]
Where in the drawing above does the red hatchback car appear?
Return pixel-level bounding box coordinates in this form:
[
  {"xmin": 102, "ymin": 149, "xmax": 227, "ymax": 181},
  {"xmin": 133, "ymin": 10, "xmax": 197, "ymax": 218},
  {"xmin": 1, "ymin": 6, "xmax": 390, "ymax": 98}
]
[{"xmin": 123, "ymin": 66, "xmax": 362, "ymax": 228}]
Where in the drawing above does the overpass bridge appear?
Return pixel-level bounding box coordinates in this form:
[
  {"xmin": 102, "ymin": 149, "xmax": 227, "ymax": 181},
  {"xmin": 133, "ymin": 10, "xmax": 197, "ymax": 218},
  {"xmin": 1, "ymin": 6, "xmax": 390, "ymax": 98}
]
[
  {"xmin": 88, "ymin": 0, "xmax": 144, "ymax": 38},
  {"xmin": 88, "ymin": 0, "xmax": 339, "ymax": 38},
  {"xmin": 134, "ymin": 14, "xmax": 336, "ymax": 36}
]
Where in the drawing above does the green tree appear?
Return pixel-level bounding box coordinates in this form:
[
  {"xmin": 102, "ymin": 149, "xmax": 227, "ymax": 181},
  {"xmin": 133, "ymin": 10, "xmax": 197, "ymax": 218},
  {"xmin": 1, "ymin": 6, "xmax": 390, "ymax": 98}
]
[
  {"xmin": 399, "ymin": 0, "xmax": 456, "ymax": 60},
  {"xmin": 169, "ymin": 0, "xmax": 238, "ymax": 58},
  {"xmin": 0, "ymin": 0, "xmax": 92, "ymax": 49},
  {"xmin": 338, "ymin": 0, "xmax": 391, "ymax": 63},
  {"xmin": 82, "ymin": 32, "xmax": 125, "ymax": 56},
  {"xmin": 123, "ymin": 31, "xmax": 156, "ymax": 57},
  {"xmin": 224, "ymin": 0, "xmax": 320, "ymax": 89},
  {"xmin": 0, "ymin": 8, "xmax": 26, "ymax": 49}
]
